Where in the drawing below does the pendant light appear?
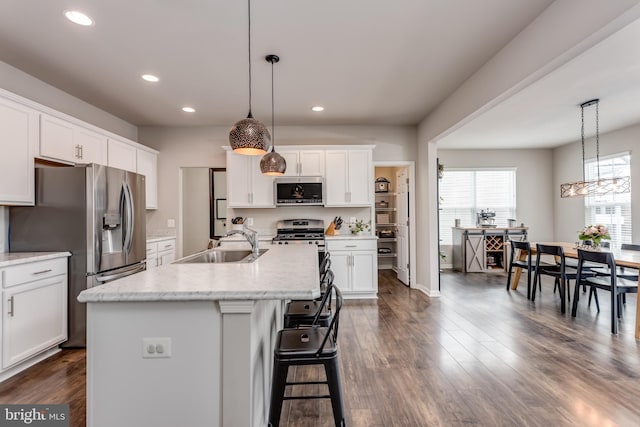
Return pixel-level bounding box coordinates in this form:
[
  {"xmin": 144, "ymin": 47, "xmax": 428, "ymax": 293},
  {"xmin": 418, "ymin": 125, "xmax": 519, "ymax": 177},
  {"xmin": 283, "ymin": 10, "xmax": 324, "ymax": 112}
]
[
  {"xmin": 228, "ymin": 0, "xmax": 270, "ymax": 155},
  {"xmin": 260, "ymin": 54, "xmax": 287, "ymax": 176},
  {"xmin": 560, "ymin": 99, "xmax": 631, "ymax": 198}
]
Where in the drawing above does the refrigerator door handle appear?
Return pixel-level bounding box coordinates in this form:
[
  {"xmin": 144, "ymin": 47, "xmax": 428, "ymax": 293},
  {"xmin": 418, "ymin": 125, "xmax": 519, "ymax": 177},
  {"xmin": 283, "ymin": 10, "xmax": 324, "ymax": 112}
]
[
  {"xmin": 122, "ymin": 181, "xmax": 135, "ymax": 254},
  {"xmin": 94, "ymin": 263, "xmax": 146, "ymax": 283}
]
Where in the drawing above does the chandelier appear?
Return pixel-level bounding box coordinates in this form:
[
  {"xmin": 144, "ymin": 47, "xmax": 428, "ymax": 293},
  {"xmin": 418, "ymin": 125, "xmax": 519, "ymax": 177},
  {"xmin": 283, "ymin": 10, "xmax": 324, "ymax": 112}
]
[{"xmin": 560, "ymin": 99, "xmax": 631, "ymax": 198}]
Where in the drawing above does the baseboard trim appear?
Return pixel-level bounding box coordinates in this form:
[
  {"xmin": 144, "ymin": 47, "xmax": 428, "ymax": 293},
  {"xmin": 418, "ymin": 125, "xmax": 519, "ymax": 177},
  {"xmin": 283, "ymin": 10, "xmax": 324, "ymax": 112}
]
[{"xmin": 413, "ymin": 283, "xmax": 441, "ymax": 298}]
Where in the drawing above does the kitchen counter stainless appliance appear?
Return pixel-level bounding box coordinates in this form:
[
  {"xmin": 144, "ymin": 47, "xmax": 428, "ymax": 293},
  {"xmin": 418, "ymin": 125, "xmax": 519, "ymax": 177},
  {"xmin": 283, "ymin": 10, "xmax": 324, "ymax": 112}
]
[{"xmin": 9, "ymin": 164, "xmax": 146, "ymax": 347}]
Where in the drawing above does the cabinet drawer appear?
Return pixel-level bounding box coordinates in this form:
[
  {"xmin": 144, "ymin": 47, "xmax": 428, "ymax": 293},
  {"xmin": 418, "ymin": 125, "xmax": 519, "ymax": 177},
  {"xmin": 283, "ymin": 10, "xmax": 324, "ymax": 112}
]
[
  {"xmin": 326, "ymin": 239, "xmax": 377, "ymax": 252},
  {"xmin": 146, "ymin": 242, "xmax": 158, "ymax": 256},
  {"xmin": 156, "ymin": 239, "xmax": 175, "ymax": 252},
  {"xmin": 3, "ymin": 258, "xmax": 67, "ymax": 289}
]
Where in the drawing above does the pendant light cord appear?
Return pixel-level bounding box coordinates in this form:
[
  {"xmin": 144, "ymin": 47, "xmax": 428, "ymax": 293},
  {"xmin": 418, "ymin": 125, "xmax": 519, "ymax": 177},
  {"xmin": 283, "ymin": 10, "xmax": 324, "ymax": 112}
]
[
  {"xmin": 247, "ymin": 0, "xmax": 253, "ymax": 116},
  {"xmin": 581, "ymin": 103, "xmax": 586, "ymax": 182},
  {"xmin": 271, "ymin": 58, "xmax": 275, "ymax": 152},
  {"xmin": 595, "ymin": 100, "xmax": 600, "ymax": 180}
]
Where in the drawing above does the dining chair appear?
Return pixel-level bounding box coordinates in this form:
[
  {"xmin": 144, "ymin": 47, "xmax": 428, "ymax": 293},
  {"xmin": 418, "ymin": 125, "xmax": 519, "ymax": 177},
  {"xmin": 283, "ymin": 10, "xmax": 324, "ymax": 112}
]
[
  {"xmin": 532, "ymin": 244, "xmax": 586, "ymax": 313},
  {"xmin": 572, "ymin": 249, "xmax": 638, "ymax": 334},
  {"xmin": 588, "ymin": 243, "xmax": 639, "ymax": 306},
  {"xmin": 506, "ymin": 240, "xmax": 558, "ymax": 300}
]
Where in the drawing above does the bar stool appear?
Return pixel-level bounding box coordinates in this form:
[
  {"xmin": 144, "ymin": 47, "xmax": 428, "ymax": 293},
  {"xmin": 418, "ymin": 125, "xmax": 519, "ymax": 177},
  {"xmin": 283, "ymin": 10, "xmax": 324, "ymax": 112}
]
[
  {"xmin": 269, "ymin": 284, "xmax": 345, "ymax": 427},
  {"xmin": 284, "ymin": 270, "xmax": 334, "ymax": 328}
]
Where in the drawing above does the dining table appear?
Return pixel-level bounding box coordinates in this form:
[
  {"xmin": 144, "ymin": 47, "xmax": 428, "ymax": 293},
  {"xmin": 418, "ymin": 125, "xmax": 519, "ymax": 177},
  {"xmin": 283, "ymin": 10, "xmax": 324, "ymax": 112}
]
[{"xmin": 509, "ymin": 242, "xmax": 640, "ymax": 339}]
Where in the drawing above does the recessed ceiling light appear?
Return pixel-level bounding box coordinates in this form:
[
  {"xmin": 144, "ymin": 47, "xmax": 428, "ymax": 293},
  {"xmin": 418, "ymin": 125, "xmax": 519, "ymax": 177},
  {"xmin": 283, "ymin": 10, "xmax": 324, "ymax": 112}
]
[
  {"xmin": 64, "ymin": 10, "xmax": 93, "ymax": 26},
  {"xmin": 141, "ymin": 74, "xmax": 160, "ymax": 83},
  {"xmin": 311, "ymin": 106, "xmax": 324, "ymax": 112},
  {"xmin": 182, "ymin": 107, "xmax": 196, "ymax": 113}
]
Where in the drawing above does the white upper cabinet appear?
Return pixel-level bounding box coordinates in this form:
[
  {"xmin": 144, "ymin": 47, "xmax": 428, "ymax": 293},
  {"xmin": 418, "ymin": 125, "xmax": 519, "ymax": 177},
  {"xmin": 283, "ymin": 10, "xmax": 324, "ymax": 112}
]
[
  {"xmin": 0, "ymin": 97, "xmax": 38, "ymax": 205},
  {"xmin": 108, "ymin": 138, "xmax": 137, "ymax": 172},
  {"xmin": 40, "ymin": 114, "xmax": 107, "ymax": 165},
  {"xmin": 325, "ymin": 149, "xmax": 373, "ymax": 206},
  {"xmin": 75, "ymin": 127, "xmax": 108, "ymax": 165},
  {"xmin": 226, "ymin": 150, "xmax": 275, "ymax": 208},
  {"xmin": 279, "ymin": 149, "xmax": 325, "ymax": 176},
  {"xmin": 136, "ymin": 149, "xmax": 158, "ymax": 210}
]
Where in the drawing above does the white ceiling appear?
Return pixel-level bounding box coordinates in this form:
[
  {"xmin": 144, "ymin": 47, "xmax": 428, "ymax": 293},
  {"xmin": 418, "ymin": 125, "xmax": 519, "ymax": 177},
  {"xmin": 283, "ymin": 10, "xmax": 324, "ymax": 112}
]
[
  {"xmin": 437, "ymin": 15, "xmax": 640, "ymax": 149},
  {"xmin": 3, "ymin": 1, "xmax": 638, "ymax": 150},
  {"xmin": 0, "ymin": 0, "xmax": 554, "ymax": 131}
]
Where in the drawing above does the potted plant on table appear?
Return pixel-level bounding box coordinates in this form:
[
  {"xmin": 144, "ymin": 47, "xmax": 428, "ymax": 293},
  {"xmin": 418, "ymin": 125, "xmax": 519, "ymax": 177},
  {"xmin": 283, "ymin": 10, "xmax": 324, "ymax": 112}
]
[{"xmin": 578, "ymin": 224, "xmax": 610, "ymax": 249}]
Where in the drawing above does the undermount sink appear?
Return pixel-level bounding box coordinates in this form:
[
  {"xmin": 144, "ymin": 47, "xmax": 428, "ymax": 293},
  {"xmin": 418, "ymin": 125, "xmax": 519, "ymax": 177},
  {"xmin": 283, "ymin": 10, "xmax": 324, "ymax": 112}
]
[{"xmin": 174, "ymin": 249, "xmax": 268, "ymax": 264}]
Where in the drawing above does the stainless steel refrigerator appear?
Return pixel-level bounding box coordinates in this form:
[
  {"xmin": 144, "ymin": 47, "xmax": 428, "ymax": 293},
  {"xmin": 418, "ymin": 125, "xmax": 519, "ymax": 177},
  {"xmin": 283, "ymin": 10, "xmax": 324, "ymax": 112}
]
[{"xmin": 9, "ymin": 164, "xmax": 146, "ymax": 347}]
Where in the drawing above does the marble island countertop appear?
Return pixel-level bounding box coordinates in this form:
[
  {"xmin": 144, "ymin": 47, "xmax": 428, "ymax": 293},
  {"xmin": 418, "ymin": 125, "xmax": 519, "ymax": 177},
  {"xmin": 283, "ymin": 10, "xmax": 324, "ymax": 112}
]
[{"xmin": 78, "ymin": 244, "xmax": 320, "ymax": 303}]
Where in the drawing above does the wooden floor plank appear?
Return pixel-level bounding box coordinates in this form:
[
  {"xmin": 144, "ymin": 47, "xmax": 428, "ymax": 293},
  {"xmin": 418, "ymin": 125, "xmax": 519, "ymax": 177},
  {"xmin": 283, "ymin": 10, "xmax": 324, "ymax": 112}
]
[{"xmin": 1, "ymin": 270, "xmax": 640, "ymax": 426}]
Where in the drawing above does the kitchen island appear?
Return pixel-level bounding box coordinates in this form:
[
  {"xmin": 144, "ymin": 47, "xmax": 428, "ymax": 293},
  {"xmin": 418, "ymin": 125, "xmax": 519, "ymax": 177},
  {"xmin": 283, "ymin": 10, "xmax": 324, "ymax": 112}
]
[{"xmin": 78, "ymin": 244, "xmax": 319, "ymax": 427}]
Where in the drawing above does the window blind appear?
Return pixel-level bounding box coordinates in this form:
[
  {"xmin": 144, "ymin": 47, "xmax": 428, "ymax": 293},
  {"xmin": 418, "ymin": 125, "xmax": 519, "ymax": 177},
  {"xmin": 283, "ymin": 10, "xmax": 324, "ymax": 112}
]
[
  {"xmin": 439, "ymin": 169, "xmax": 517, "ymax": 245},
  {"xmin": 584, "ymin": 152, "xmax": 632, "ymax": 246}
]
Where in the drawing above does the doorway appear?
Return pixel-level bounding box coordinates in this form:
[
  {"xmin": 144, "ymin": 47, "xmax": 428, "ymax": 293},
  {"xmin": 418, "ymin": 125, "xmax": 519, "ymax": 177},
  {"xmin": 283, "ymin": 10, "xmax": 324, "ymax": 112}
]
[
  {"xmin": 373, "ymin": 162, "xmax": 415, "ymax": 287},
  {"xmin": 180, "ymin": 167, "xmax": 226, "ymax": 258}
]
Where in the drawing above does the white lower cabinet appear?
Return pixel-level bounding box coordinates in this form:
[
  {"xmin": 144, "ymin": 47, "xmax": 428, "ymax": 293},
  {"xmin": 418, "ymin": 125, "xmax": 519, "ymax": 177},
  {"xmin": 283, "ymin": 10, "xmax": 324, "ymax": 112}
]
[
  {"xmin": 326, "ymin": 238, "xmax": 378, "ymax": 298},
  {"xmin": 146, "ymin": 238, "xmax": 176, "ymax": 269},
  {"xmin": 1, "ymin": 257, "xmax": 68, "ymax": 370}
]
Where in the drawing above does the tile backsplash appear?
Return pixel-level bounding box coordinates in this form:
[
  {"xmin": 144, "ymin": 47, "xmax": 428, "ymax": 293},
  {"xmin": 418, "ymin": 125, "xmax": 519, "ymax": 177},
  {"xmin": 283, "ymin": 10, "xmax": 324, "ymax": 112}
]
[{"xmin": 0, "ymin": 206, "xmax": 7, "ymax": 253}]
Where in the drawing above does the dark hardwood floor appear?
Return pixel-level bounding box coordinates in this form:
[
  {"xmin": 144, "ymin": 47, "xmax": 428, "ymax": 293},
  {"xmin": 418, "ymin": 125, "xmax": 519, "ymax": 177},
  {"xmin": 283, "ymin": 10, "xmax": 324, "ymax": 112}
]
[{"xmin": 2, "ymin": 270, "xmax": 640, "ymax": 426}]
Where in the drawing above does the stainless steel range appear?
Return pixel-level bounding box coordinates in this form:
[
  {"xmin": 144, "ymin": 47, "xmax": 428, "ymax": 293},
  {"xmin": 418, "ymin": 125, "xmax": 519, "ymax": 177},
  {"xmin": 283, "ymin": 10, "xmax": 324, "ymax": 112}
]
[{"xmin": 272, "ymin": 219, "xmax": 325, "ymax": 253}]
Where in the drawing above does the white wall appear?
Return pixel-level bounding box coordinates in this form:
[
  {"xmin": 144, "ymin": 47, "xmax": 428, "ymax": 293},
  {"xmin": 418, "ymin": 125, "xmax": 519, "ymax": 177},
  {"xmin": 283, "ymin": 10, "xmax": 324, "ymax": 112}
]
[
  {"xmin": 437, "ymin": 148, "xmax": 555, "ymax": 243},
  {"xmin": 553, "ymin": 122, "xmax": 640, "ymax": 243},
  {"xmin": 182, "ymin": 168, "xmax": 211, "ymax": 256},
  {"xmin": 138, "ymin": 124, "xmax": 417, "ymax": 257},
  {"xmin": 0, "ymin": 61, "xmax": 137, "ymax": 140}
]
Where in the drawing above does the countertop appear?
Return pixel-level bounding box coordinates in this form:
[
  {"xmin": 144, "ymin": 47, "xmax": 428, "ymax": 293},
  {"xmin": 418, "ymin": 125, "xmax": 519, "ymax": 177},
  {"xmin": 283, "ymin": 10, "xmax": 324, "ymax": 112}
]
[
  {"xmin": 78, "ymin": 244, "xmax": 320, "ymax": 303},
  {"xmin": 0, "ymin": 252, "xmax": 71, "ymax": 268},
  {"xmin": 146, "ymin": 236, "xmax": 176, "ymax": 243},
  {"xmin": 325, "ymin": 234, "xmax": 378, "ymax": 240}
]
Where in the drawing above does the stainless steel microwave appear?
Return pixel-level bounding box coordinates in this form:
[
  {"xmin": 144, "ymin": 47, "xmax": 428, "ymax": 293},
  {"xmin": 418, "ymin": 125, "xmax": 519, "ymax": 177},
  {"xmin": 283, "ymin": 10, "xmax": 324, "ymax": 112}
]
[{"xmin": 274, "ymin": 177, "xmax": 324, "ymax": 206}]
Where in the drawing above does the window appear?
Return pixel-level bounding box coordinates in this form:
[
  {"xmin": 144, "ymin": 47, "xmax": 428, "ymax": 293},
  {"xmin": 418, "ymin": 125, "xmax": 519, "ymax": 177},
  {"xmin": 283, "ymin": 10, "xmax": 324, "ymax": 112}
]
[
  {"xmin": 584, "ymin": 152, "xmax": 631, "ymax": 246},
  {"xmin": 438, "ymin": 169, "xmax": 517, "ymax": 245}
]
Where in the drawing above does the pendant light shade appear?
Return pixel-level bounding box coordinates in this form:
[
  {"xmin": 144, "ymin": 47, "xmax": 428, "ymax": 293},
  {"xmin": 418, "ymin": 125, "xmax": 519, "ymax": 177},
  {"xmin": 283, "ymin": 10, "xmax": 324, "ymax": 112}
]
[
  {"xmin": 229, "ymin": 114, "xmax": 270, "ymax": 155},
  {"xmin": 560, "ymin": 99, "xmax": 631, "ymax": 198},
  {"xmin": 260, "ymin": 54, "xmax": 287, "ymax": 176},
  {"xmin": 229, "ymin": 0, "xmax": 269, "ymax": 155}
]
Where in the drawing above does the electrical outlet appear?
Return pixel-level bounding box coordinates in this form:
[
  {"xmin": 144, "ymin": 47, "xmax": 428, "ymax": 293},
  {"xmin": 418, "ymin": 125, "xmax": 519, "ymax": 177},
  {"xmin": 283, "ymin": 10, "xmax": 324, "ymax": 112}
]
[
  {"xmin": 167, "ymin": 219, "xmax": 175, "ymax": 228},
  {"xmin": 246, "ymin": 217, "xmax": 254, "ymax": 226},
  {"xmin": 142, "ymin": 337, "xmax": 172, "ymax": 359},
  {"xmin": 349, "ymin": 217, "xmax": 356, "ymax": 224}
]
